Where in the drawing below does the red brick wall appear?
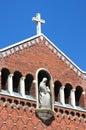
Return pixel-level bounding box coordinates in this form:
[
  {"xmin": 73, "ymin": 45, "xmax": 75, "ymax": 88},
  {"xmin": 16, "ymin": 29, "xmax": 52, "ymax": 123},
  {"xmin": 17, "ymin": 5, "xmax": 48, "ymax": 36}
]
[
  {"xmin": 0, "ymin": 95, "xmax": 86, "ymax": 130},
  {"xmin": 0, "ymin": 37, "xmax": 86, "ymax": 129},
  {"xmin": 1, "ymin": 39, "xmax": 86, "ymax": 104},
  {"xmin": 1, "ymin": 40, "xmax": 85, "ymax": 87}
]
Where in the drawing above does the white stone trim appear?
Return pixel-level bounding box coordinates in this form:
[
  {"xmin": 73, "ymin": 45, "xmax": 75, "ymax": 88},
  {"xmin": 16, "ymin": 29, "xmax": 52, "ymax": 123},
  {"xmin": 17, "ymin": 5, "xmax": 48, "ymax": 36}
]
[
  {"xmin": 39, "ymin": 36, "xmax": 43, "ymax": 42},
  {"xmin": 2, "ymin": 52, "xmax": 7, "ymax": 57},
  {"xmin": 44, "ymin": 41, "xmax": 49, "ymax": 46},
  {"xmin": 57, "ymin": 52, "xmax": 61, "ymax": 58},
  {"xmin": 0, "ymin": 34, "xmax": 41, "ymax": 51},
  {"xmin": 0, "ymin": 90, "xmax": 36, "ymax": 101},
  {"xmin": 1, "ymin": 36, "xmax": 41, "ymax": 58},
  {"xmin": 36, "ymin": 38, "xmax": 40, "ymax": 43},
  {"xmin": 6, "ymin": 50, "xmax": 11, "ymax": 56},
  {"xmin": 31, "ymin": 40, "xmax": 35, "ymax": 45},
  {"xmin": 78, "ymin": 71, "xmax": 81, "ymax": 76},
  {"xmin": 53, "ymin": 49, "xmax": 57, "ymax": 54},
  {"xmin": 0, "ymin": 72, "xmax": 1, "ymax": 76},
  {"xmin": 15, "ymin": 46, "xmax": 19, "ymax": 52},
  {"xmin": 10, "ymin": 48, "xmax": 15, "ymax": 53},
  {"xmin": 49, "ymin": 45, "xmax": 53, "ymax": 50},
  {"xmin": 28, "ymin": 42, "xmax": 31, "ymax": 47},
  {"xmin": 73, "ymin": 68, "xmax": 77, "ymax": 73},
  {"xmin": 62, "ymin": 56, "xmax": 65, "ymax": 61},
  {"xmin": 23, "ymin": 43, "xmax": 27, "ymax": 48},
  {"xmin": 65, "ymin": 60, "xmax": 69, "ymax": 65},
  {"xmin": 70, "ymin": 64, "xmax": 73, "ymax": 69}
]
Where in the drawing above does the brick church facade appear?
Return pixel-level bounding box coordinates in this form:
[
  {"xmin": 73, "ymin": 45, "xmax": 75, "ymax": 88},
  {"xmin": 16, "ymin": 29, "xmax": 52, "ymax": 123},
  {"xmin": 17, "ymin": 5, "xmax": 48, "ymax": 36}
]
[{"xmin": 0, "ymin": 13, "xmax": 86, "ymax": 130}]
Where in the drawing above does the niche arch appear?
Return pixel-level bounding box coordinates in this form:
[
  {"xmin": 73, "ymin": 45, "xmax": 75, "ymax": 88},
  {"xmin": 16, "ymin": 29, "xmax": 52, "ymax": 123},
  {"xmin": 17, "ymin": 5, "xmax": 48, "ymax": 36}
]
[
  {"xmin": 64, "ymin": 83, "xmax": 72, "ymax": 104},
  {"xmin": 13, "ymin": 71, "xmax": 22, "ymax": 92},
  {"xmin": 1, "ymin": 68, "xmax": 10, "ymax": 90},
  {"xmin": 25, "ymin": 73, "xmax": 34, "ymax": 96},
  {"xmin": 54, "ymin": 80, "xmax": 62, "ymax": 102},
  {"xmin": 36, "ymin": 68, "xmax": 54, "ymax": 111},
  {"xmin": 75, "ymin": 86, "xmax": 83, "ymax": 106}
]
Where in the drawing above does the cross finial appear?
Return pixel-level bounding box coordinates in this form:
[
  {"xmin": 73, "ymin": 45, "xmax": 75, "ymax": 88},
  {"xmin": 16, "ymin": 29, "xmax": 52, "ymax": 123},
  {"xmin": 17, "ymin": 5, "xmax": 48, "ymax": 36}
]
[{"xmin": 32, "ymin": 13, "xmax": 45, "ymax": 35}]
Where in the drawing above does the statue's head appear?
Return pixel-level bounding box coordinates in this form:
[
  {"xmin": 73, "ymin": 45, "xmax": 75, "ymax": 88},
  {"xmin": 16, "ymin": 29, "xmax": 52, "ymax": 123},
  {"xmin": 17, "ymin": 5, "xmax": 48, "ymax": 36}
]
[{"xmin": 42, "ymin": 77, "xmax": 47, "ymax": 82}]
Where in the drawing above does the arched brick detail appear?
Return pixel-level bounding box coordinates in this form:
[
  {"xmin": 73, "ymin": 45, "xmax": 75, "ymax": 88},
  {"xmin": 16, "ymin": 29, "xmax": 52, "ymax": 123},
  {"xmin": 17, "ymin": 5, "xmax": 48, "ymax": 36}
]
[
  {"xmin": 75, "ymin": 86, "xmax": 83, "ymax": 106},
  {"xmin": 13, "ymin": 71, "xmax": 22, "ymax": 92},
  {"xmin": 25, "ymin": 73, "xmax": 34, "ymax": 97},
  {"xmin": 64, "ymin": 83, "xmax": 72, "ymax": 104},
  {"xmin": 1, "ymin": 68, "xmax": 10, "ymax": 90},
  {"xmin": 54, "ymin": 80, "xmax": 62, "ymax": 102}
]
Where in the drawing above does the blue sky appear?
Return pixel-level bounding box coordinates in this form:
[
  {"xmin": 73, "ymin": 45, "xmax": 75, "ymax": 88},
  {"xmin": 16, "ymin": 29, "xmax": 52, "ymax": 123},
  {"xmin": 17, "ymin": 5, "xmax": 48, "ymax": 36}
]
[{"xmin": 0, "ymin": 0, "xmax": 86, "ymax": 71}]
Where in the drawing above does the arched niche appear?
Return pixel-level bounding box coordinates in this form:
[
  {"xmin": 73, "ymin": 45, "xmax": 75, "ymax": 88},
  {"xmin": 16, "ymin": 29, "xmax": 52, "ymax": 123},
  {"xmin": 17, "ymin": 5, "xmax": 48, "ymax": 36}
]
[
  {"xmin": 75, "ymin": 86, "xmax": 83, "ymax": 106},
  {"xmin": 25, "ymin": 74, "xmax": 34, "ymax": 95},
  {"xmin": 1, "ymin": 68, "xmax": 10, "ymax": 90},
  {"xmin": 13, "ymin": 71, "xmax": 22, "ymax": 93},
  {"xmin": 36, "ymin": 68, "xmax": 54, "ymax": 111},
  {"xmin": 64, "ymin": 83, "xmax": 72, "ymax": 104},
  {"xmin": 36, "ymin": 68, "xmax": 54, "ymax": 122},
  {"xmin": 54, "ymin": 80, "xmax": 62, "ymax": 102}
]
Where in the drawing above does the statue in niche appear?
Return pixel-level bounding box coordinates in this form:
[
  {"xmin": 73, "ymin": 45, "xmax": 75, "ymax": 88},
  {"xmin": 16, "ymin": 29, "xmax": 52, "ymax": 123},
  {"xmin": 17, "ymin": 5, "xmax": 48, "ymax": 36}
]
[
  {"xmin": 39, "ymin": 77, "xmax": 51, "ymax": 109},
  {"xmin": 36, "ymin": 75, "xmax": 54, "ymax": 123}
]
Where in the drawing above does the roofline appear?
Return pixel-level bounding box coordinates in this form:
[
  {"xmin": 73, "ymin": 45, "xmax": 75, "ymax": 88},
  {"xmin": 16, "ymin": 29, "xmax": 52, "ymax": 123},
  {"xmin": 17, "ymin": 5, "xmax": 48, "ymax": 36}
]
[
  {"xmin": 41, "ymin": 33, "xmax": 86, "ymax": 74},
  {"xmin": 0, "ymin": 34, "xmax": 41, "ymax": 52},
  {"xmin": 0, "ymin": 33, "xmax": 86, "ymax": 74}
]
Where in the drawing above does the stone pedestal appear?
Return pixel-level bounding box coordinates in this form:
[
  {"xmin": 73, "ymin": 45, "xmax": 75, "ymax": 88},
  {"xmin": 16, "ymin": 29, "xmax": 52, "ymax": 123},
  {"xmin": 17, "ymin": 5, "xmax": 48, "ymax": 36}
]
[{"xmin": 36, "ymin": 108, "xmax": 54, "ymax": 123}]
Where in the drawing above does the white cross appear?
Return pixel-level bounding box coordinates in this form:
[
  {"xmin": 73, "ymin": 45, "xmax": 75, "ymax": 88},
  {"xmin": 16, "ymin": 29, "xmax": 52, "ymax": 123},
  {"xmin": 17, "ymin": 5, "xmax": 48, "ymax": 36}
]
[{"xmin": 32, "ymin": 13, "xmax": 45, "ymax": 35}]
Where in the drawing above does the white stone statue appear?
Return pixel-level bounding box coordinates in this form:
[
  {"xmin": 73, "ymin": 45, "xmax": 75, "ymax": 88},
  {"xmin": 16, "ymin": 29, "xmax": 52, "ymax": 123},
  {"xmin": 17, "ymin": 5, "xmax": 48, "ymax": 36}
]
[{"xmin": 39, "ymin": 77, "xmax": 51, "ymax": 109}]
